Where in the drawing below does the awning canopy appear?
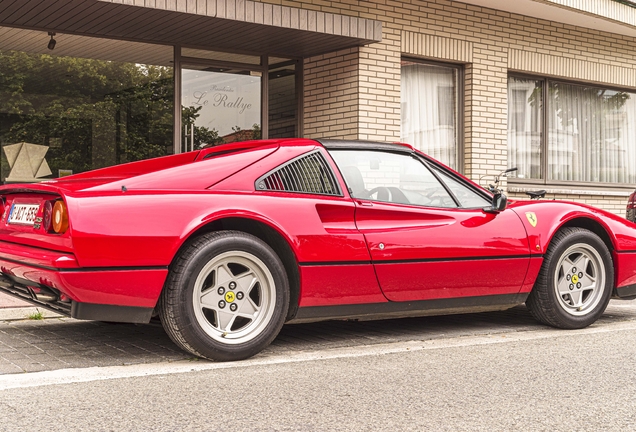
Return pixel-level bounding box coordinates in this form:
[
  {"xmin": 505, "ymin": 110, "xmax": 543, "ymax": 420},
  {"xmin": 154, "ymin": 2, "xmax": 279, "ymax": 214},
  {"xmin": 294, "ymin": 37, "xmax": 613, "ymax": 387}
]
[{"xmin": 0, "ymin": 0, "xmax": 382, "ymax": 58}]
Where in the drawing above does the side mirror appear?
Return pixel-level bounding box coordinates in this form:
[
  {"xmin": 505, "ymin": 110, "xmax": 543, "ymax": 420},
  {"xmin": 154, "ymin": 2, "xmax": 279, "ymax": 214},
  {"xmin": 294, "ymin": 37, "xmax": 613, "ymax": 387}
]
[{"xmin": 483, "ymin": 192, "xmax": 507, "ymax": 213}]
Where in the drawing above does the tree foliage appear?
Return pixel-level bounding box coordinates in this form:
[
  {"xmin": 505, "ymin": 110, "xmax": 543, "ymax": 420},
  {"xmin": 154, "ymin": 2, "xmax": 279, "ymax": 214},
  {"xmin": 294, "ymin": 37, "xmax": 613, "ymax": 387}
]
[
  {"xmin": 0, "ymin": 50, "xmax": 174, "ymax": 178},
  {"xmin": 181, "ymin": 106, "xmax": 262, "ymax": 149},
  {"xmin": 181, "ymin": 105, "xmax": 222, "ymax": 149}
]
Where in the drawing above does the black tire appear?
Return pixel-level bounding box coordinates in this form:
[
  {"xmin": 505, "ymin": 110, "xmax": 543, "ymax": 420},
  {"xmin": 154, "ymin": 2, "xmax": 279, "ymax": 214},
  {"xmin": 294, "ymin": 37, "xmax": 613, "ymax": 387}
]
[
  {"xmin": 526, "ymin": 227, "xmax": 613, "ymax": 329},
  {"xmin": 159, "ymin": 230, "xmax": 289, "ymax": 361}
]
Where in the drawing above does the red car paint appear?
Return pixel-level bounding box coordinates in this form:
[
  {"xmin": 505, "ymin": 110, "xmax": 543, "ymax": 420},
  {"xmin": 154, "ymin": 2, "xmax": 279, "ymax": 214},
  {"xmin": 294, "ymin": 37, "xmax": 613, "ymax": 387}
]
[{"xmin": 0, "ymin": 138, "xmax": 635, "ymax": 322}]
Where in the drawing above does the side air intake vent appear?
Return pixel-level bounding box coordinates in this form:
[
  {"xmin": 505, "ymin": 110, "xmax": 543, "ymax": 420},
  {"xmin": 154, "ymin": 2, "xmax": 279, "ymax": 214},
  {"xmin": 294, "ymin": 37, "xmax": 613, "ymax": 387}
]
[{"xmin": 256, "ymin": 150, "xmax": 341, "ymax": 196}]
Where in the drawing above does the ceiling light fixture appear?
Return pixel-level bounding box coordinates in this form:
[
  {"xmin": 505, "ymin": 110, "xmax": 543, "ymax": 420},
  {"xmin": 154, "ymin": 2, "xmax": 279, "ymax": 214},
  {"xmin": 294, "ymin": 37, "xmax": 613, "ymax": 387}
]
[{"xmin": 47, "ymin": 32, "xmax": 56, "ymax": 50}]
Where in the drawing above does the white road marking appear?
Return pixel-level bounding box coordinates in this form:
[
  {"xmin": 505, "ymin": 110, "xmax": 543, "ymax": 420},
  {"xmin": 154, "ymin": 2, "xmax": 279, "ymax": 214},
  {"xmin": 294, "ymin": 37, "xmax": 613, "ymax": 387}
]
[{"xmin": 2, "ymin": 320, "xmax": 636, "ymax": 391}]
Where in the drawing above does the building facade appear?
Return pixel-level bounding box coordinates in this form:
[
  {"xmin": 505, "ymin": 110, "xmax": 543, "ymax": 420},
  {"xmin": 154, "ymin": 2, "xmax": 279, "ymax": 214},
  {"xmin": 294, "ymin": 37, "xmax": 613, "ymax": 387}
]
[{"xmin": 2, "ymin": 0, "xmax": 636, "ymax": 214}]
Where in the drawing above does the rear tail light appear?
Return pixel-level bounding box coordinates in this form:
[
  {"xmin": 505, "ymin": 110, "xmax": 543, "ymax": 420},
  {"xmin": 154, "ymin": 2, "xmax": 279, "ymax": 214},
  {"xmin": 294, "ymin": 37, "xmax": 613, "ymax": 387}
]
[
  {"xmin": 43, "ymin": 200, "xmax": 68, "ymax": 234},
  {"xmin": 43, "ymin": 200, "xmax": 53, "ymax": 232},
  {"xmin": 52, "ymin": 201, "xmax": 68, "ymax": 233}
]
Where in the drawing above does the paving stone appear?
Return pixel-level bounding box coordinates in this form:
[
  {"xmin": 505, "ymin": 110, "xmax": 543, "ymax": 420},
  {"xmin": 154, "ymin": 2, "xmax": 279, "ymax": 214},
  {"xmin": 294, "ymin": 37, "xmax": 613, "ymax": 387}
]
[
  {"xmin": 0, "ymin": 365, "xmax": 22, "ymax": 374},
  {"xmin": 1, "ymin": 301, "xmax": 636, "ymax": 375},
  {"xmin": 0, "ymin": 353, "xmax": 31, "ymax": 362}
]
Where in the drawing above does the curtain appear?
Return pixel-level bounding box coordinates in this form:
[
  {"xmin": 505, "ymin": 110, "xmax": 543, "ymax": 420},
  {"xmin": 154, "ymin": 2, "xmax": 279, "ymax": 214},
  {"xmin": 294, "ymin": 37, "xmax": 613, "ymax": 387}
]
[
  {"xmin": 548, "ymin": 82, "xmax": 636, "ymax": 184},
  {"xmin": 401, "ymin": 62, "xmax": 457, "ymax": 169},
  {"xmin": 507, "ymin": 77, "xmax": 542, "ymax": 179}
]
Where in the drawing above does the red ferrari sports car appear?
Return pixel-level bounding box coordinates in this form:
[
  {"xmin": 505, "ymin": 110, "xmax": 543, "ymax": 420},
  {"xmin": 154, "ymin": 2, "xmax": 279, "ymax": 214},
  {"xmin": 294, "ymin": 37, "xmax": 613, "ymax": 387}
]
[{"xmin": 1, "ymin": 138, "xmax": 636, "ymax": 361}]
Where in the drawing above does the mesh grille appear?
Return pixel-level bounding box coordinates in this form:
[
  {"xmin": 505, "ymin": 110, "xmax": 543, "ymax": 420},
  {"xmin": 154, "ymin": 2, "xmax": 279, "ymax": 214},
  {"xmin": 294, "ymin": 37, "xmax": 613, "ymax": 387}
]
[{"xmin": 256, "ymin": 151, "xmax": 341, "ymax": 196}]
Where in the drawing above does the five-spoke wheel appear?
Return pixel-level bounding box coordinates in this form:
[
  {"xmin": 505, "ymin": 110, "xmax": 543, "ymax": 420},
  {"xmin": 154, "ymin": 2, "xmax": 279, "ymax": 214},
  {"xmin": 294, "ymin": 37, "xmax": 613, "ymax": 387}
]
[
  {"xmin": 193, "ymin": 251, "xmax": 276, "ymax": 344},
  {"xmin": 527, "ymin": 227, "xmax": 613, "ymax": 329},
  {"xmin": 553, "ymin": 243, "xmax": 605, "ymax": 316},
  {"xmin": 159, "ymin": 231, "xmax": 289, "ymax": 361}
]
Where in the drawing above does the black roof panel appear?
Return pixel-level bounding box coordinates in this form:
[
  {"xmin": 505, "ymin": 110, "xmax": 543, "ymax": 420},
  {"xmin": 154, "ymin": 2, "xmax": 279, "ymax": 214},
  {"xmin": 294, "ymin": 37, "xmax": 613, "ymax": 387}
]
[{"xmin": 316, "ymin": 139, "xmax": 413, "ymax": 154}]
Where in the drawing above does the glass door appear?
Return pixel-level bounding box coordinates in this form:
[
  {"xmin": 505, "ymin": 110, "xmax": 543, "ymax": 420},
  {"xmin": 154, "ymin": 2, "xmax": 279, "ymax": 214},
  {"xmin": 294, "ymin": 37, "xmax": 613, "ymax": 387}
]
[{"xmin": 181, "ymin": 65, "xmax": 262, "ymax": 151}]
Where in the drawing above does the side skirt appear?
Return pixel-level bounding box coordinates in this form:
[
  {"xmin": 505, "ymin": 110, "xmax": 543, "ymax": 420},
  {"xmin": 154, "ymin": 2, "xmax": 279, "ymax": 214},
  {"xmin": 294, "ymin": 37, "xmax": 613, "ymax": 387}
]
[
  {"xmin": 288, "ymin": 293, "xmax": 529, "ymax": 324},
  {"xmin": 71, "ymin": 302, "xmax": 154, "ymax": 324},
  {"xmin": 614, "ymin": 283, "xmax": 636, "ymax": 300}
]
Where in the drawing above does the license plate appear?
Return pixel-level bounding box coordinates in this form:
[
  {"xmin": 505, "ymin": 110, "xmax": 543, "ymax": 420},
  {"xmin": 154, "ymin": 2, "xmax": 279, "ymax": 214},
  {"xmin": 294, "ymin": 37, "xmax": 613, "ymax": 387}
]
[{"xmin": 8, "ymin": 204, "xmax": 40, "ymax": 226}]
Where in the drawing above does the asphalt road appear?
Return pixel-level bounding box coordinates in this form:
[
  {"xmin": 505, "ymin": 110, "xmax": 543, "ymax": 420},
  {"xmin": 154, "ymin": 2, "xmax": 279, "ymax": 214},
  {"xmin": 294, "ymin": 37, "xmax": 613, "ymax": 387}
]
[{"xmin": 1, "ymin": 318, "xmax": 636, "ymax": 431}]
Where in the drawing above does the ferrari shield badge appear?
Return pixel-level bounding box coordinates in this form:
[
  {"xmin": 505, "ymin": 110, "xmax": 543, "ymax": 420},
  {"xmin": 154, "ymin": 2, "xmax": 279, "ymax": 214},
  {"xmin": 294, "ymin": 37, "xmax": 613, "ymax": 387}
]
[{"xmin": 525, "ymin": 212, "xmax": 538, "ymax": 227}]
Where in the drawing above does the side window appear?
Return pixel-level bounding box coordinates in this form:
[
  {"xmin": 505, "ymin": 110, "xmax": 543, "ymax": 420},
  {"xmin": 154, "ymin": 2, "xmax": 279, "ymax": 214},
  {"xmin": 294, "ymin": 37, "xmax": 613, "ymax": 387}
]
[
  {"xmin": 330, "ymin": 149, "xmax": 458, "ymax": 208},
  {"xmin": 432, "ymin": 167, "xmax": 490, "ymax": 208}
]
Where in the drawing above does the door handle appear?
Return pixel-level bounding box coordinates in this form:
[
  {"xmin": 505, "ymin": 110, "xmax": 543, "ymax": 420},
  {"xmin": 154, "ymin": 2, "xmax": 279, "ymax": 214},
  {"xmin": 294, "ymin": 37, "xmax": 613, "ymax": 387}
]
[{"xmin": 355, "ymin": 200, "xmax": 373, "ymax": 207}]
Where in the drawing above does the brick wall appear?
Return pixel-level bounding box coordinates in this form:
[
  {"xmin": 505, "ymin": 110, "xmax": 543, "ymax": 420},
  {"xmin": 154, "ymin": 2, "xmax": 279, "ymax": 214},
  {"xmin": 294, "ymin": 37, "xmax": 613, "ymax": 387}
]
[
  {"xmin": 259, "ymin": 0, "xmax": 636, "ymax": 215},
  {"xmin": 303, "ymin": 48, "xmax": 359, "ymax": 139},
  {"xmin": 357, "ymin": 26, "xmax": 401, "ymax": 142}
]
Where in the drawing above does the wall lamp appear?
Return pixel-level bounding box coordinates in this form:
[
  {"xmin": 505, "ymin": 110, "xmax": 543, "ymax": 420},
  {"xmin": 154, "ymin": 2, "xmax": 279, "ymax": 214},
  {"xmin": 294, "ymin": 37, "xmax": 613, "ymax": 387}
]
[{"xmin": 47, "ymin": 32, "xmax": 56, "ymax": 50}]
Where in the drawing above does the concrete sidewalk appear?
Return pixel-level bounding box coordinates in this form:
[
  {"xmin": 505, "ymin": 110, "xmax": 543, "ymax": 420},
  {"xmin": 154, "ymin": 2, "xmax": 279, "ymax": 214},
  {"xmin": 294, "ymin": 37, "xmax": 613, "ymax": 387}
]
[
  {"xmin": 0, "ymin": 292, "xmax": 61, "ymax": 321},
  {"xmin": 0, "ymin": 293, "xmax": 30, "ymax": 308}
]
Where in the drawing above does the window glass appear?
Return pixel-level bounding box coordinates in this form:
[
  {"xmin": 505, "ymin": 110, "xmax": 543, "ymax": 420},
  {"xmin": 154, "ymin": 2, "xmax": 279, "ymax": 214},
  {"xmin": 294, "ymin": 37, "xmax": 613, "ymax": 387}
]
[
  {"xmin": 401, "ymin": 60, "xmax": 459, "ymax": 169},
  {"xmin": 0, "ymin": 30, "xmax": 174, "ymax": 183},
  {"xmin": 182, "ymin": 67, "xmax": 261, "ymax": 150},
  {"xmin": 433, "ymin": 167, "xmax": 490, "ymax": 208},
  {"xmin": 507, "ymin": 77, "xmax": 542, "ymax": 179},
  {"xmin": 330, "ymin": 150, "xmax": 457, "ymax": 208},
  {"xmin": 268, "ymin": 60, "xmax": 297, "ymax": 138},
  {"xmin": 548, "ymin": 82, "xmax": 636, "ymax": 184},
  {"xmin": 507, "ymin": 76, "xmax": 636, "ymax": 185}
]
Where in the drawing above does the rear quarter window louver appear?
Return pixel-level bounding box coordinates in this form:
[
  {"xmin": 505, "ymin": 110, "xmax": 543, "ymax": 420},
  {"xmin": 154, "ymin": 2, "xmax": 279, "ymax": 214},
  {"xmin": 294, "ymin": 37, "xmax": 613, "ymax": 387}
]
[{"xmin": 256, "ymin": 150, "xmax": 342, "ymax": 196}]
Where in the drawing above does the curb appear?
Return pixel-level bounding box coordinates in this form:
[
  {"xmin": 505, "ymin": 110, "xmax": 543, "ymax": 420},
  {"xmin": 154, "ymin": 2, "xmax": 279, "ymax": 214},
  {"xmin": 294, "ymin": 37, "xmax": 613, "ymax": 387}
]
[{"xmin": 0, "ymin": 307, "xmax": 63, "ymax": 322}]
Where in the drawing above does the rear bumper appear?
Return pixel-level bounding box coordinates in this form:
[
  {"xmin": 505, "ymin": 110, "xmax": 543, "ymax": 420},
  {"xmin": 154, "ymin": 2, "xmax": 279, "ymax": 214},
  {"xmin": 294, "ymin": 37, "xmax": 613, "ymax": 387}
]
[{"xmin": 0, "ymin": 240, "xmax": 168, "ymax": 323}]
